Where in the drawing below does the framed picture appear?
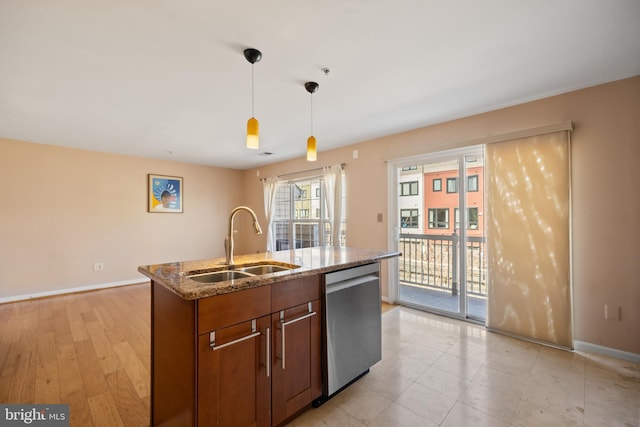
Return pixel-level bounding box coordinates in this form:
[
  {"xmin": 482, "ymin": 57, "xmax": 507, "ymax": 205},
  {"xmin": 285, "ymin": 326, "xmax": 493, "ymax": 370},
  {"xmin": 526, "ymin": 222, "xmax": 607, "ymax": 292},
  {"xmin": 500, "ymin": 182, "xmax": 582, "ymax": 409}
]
[{"xmin": 148, "ymin": 174, "xmax": 183, "ymax": 213}]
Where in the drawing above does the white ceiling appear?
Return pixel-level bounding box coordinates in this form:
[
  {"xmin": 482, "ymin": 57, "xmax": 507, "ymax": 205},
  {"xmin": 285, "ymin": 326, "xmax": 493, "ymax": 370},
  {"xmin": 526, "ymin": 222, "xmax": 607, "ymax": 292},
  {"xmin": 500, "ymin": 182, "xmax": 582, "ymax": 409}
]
[{"xmin": 1, "ymin": 1, "xmax": 639, "ymax": 170}]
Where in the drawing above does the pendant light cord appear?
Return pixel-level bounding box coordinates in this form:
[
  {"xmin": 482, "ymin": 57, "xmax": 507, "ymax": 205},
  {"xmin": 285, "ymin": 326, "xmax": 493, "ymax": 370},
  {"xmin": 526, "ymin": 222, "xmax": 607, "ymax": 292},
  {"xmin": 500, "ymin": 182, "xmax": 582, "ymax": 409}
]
[
  {"xmin": 310, "ymin": 92, "xmax": 314, "ymax": 135},
  {"xmin": 251, "ymin": 64, "xmax": 255, "ymax": 117}
]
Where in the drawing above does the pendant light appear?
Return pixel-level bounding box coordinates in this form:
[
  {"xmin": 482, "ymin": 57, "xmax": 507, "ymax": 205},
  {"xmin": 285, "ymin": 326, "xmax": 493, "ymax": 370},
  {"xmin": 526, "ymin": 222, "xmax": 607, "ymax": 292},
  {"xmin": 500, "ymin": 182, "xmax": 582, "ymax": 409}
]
[
  {"xmin": 244, "ymin": 48, "xmax": 262, "ymax": 149},
  {"xmin": 304, "ymin": 81, "xmax": 319, "ymax": 161}
]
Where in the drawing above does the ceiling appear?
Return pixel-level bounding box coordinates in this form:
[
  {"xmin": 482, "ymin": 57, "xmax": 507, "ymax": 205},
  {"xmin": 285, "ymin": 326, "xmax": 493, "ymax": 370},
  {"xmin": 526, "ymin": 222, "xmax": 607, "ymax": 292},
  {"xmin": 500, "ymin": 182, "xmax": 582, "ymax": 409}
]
[{"xmin": 1, "ymin": 1, "xmax": 639, "ymax": 170}]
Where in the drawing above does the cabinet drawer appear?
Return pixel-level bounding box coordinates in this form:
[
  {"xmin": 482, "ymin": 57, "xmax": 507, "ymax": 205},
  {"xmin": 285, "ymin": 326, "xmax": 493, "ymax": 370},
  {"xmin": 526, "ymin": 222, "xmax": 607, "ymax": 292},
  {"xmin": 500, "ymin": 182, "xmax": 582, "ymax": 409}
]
[
  {"xmin": 271, "ymin": 275, "xmax": 321, "ymax": 313},
  {"xmin": 198, "ymin": 285, "xmax": 271, "ymax": 334}
]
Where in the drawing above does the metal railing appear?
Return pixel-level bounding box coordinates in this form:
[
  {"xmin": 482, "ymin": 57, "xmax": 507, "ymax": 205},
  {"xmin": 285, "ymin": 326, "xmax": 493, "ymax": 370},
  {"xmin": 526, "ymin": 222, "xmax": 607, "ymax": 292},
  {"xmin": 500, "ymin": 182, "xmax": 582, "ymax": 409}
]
[
  {"xmin": 399, "ymin": 232, "xmax": 486, "ymax": 297},
  {"xmin": 273, "ymin": 220, "xmax": 347, "ymax": 250}
]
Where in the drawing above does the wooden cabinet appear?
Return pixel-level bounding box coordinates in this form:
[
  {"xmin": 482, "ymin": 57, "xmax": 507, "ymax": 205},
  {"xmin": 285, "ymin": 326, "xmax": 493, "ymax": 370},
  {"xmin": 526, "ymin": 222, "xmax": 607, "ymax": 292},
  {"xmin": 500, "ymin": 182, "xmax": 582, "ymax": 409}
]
[
  {"xmin": 270, "ymin": 275, "xmax": 322, "ymax": 426},
  {"xmin": 271, "ymin": 300, "xmax": 321, "ymax": 426},
  {"xmin": 151, "ymin": 275, "xmax": 322, "ymax": 427},
  {"xmin": 196, "ymin": 285, "xmax": 272, "ymax": 427},
  {"xmin": 151, "ymin": 282, "xmax": 198, "ymax": 426},
  {"xmin": 197, "ymin": 316, "xmax": 271, "ymax": 427}
]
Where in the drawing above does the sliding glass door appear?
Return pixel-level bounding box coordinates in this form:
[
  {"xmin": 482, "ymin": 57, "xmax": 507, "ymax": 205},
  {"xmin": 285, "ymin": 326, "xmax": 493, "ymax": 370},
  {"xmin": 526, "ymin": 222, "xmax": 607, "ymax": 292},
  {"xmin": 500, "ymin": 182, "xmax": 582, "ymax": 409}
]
[{"xmin": 393, "ymin": 147, "xmax": 486, "ymax": 322}]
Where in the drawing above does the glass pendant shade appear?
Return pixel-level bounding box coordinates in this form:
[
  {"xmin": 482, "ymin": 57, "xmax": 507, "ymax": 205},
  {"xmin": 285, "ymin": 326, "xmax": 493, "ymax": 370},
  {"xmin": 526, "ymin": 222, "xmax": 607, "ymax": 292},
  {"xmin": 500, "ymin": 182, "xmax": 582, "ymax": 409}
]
[
  {"xmin": 307, "ymin": 135, "xmax": 317, "ymax": 161},
  {"xmin": 246, "ymin": 117, "xmax": 259, "ymax": 149}
]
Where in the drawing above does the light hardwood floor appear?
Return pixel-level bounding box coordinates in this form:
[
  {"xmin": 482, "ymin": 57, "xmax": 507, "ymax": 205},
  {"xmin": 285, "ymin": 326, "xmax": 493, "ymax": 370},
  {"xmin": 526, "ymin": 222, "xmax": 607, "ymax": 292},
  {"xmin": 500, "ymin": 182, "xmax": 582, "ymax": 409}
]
[
  {"xmin": 0, "ymin": 283, "xmax": 151, "ymax": 427},
  {"xmin": 0, "ymin": 284, "xmax": 397, "ymax": 427}
]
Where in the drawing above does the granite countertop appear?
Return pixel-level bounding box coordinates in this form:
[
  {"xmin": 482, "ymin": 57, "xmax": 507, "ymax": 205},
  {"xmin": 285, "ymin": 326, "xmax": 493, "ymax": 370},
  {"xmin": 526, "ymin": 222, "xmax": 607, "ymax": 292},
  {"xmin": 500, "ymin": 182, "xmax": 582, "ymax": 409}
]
[{"xmin": 138, "ymin": 246, "xmax": 400, "ymax": 300}]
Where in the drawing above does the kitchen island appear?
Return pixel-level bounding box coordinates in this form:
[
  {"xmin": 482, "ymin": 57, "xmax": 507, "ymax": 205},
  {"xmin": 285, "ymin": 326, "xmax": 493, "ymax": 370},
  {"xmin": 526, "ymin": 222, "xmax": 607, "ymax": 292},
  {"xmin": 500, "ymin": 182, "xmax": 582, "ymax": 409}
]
[{"xmin": 139, "ymin": 246, "xmax": 399, "ymax": 427}]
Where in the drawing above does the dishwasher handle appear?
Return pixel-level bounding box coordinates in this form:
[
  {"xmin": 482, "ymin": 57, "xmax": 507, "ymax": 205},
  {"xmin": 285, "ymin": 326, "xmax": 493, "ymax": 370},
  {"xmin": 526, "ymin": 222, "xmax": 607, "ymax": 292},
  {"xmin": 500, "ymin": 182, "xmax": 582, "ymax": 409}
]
[{"xmin": 325, "ymin": 274, "xmax": 379, "ymax": 295}]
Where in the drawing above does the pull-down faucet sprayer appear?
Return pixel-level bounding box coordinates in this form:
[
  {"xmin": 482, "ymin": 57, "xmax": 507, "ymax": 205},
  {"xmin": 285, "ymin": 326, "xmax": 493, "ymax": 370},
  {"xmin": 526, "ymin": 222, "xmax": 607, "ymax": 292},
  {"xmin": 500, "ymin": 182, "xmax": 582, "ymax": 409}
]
[{"xmin": 225, "ymin": 206, "xmax": 262, "ymax": 266}]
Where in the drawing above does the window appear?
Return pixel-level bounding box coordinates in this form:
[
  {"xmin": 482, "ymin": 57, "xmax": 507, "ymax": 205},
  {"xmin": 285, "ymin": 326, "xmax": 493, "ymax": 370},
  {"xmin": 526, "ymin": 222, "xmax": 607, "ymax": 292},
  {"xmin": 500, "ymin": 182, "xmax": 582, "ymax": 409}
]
[
  {"xmin": 446, "ymin": 178, "xmax": 458, "ymax": 193},
  {"xmin": 468, "ymin": 175, "xmax": 479, "ymax": 192},
  {"xmin": 273, "ymin": 174, "xmax": 346, "ymax": 251},
  {"xmin": 428, "ymin": 208, "xmax": 449, "ymax": 229},
  {"xmin": 400, "ymin": 181, "xmax": 419, "ymax": 196},
  {"xmin": 468, "ymin": 207, "xmax": 479, "ymax": 229},
  {"xmin": 402, "ymin": 166, "xmax": 417, "ymax": 171},
  {"xmin": 455, "ymin": 207, "xmax": 479, "ymax": 230},
  {"xmin": 433, "ymin": 178, "xmax": 442, "ymax": 192},
  {"xmin": 400, "ymin": 209, "xmax": 419, "ymax": 228}
]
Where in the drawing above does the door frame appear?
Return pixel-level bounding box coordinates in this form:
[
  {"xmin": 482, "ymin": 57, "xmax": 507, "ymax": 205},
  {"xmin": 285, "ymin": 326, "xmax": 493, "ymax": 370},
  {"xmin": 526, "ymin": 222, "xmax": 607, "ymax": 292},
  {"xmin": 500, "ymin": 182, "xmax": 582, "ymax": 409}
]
[{"xmin": 386, "ymin": 145, "xmax": 484, "ymax": 322}]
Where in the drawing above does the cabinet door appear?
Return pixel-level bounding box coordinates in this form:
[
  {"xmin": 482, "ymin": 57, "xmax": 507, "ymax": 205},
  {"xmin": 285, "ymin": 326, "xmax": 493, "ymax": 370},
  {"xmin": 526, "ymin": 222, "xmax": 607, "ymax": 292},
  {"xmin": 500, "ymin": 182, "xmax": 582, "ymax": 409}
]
[
  {"xmin": 198, "ymin": 316, "xmax": 271, "ymax": 427},
  {"xmin": 271, "ymin": 300, "xmax": 322, "ymax": 426}
]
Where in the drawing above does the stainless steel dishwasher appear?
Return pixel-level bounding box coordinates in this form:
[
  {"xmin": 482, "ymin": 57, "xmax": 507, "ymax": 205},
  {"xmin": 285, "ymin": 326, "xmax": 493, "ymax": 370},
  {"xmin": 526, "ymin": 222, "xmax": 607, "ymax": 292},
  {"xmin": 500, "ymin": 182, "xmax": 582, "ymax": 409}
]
[{"xmin": 322, "ymin": 262, "xmax": 381, "ymax": 398}]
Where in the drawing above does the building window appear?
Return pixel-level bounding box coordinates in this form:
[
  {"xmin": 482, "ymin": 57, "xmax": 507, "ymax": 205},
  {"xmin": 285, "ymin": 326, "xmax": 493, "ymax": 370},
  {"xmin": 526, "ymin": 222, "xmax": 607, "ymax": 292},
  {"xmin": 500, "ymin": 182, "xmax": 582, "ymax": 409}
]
[
  {"xmin": 400, "ymin": 209, "xmax": 419, "ymax": 228},
  {"xmin": 400, "ymin": 181, "xmax": 419, "ymax": 196},
  {"xmin": 468, "ymin": 175, "xmax": 479, "ymax": 192},
  {"xmin": 468, "ymin": 207, "xmax": 479, "ymax": 229},
  {"xmin": 454, "ymin": 207, "xmax": 479, "ymax": 230},
  {"xmin": 433, "ymin": 178, "xmax": 442, "ymax": 192},
  {"xmin": 428, "ymin": 208, "xmax": 449, "ymax": 229},
  {"xmin": 402, "ymin": 166, "xmax": 417, "ymax": 171},
  {"xmin": 446, "ymin": 178, "xmax": 458, "ymax": 193},
  {"xmin": 273, "ymin": 174, "xmax": 346, "ymax": 250}
]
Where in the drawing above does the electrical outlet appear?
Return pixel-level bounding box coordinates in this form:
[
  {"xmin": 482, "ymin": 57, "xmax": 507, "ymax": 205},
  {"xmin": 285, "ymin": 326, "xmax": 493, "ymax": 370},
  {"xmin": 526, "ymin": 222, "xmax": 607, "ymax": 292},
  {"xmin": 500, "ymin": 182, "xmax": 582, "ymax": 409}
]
[{"xmin": 93, "ymin": 262, "xmax": 104, "ymax": 271}]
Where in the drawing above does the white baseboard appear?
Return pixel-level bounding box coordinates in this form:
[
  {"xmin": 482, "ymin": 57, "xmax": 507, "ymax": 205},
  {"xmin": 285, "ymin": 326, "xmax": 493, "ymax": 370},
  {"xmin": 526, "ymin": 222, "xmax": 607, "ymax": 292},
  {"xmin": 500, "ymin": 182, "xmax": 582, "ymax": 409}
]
[
  {"xmin": 574, "ymin": 340, "xmax": 640, "ymax": 363},
  {"xmin": 0, "ymin": 278, "xmax": 150, "ymax": 304}
]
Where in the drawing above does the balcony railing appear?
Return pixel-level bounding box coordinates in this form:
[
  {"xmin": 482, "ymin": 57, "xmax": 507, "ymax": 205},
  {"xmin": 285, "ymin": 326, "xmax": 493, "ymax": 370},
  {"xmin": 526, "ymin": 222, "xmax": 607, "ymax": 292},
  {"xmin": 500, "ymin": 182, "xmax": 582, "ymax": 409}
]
[{"xmin": 399, "ymin": 232, "xmax": 486, "ymax": 297}]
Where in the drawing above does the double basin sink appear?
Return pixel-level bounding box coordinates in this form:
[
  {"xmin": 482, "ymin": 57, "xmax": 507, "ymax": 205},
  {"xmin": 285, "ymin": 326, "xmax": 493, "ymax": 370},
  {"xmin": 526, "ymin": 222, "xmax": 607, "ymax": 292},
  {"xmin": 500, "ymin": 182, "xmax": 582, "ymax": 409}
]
[{"xmin": 185, "ymin": 262, "xmax": 300, "ymax": 284}]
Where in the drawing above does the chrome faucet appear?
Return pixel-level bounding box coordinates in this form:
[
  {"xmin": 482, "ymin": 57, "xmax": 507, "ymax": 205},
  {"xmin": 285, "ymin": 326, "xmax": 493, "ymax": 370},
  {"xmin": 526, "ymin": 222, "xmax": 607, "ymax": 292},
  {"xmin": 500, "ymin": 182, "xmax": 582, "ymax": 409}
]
[{"xmin": 225, "ymin": 206, "xmax": 263, "ymax": 266}]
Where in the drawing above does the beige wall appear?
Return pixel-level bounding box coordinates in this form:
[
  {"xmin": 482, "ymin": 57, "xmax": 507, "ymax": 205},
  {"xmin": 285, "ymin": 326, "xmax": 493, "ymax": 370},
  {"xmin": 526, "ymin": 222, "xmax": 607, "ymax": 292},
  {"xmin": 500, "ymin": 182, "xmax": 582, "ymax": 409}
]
[
  {"xmin": 0, "ymin": 139, "xmax": 244, "ymax": 299},
  {"xmin": 2, "ymin": 76, "xmax": 637, "ymax": 355},
  {"xmin": 241, "ymin": 76, "xmax": 640, "ymax": 355}
]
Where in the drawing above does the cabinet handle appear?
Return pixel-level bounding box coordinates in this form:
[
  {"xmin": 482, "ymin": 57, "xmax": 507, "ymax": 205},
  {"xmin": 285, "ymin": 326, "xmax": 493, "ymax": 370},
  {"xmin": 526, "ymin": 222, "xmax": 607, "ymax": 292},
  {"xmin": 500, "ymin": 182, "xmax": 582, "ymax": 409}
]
[
  {"xmin": 279, "ymin": 302, "xmax": 316, "ymax": 370},
  {"xmin": 265, "ymin": 327, "xmax": 270, "ymax": 378},
  {"xmin": 210, "ymin": 319, "xmax": 260, "ymax": 351}
]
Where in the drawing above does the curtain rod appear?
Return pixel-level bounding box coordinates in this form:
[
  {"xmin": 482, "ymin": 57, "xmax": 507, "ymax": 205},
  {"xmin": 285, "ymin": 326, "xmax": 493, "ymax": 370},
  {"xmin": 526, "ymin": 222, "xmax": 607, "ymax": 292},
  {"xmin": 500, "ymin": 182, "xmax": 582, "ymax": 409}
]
[{"xmin": 260, "ymin": 163, "xmax": 345, "ymax": 181}]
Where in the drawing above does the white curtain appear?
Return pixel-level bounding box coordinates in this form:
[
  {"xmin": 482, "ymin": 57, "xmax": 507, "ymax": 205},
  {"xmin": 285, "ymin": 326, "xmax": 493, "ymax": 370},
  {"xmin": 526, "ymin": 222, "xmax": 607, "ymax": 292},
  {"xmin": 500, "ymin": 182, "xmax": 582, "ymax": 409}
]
[
  {"xmin": 322, "ymin": 165, "xmax": 343, "ymax": 247},
  {"xmin": 262, "ymin": 176, "xmax": 280, "ymax": 252}
]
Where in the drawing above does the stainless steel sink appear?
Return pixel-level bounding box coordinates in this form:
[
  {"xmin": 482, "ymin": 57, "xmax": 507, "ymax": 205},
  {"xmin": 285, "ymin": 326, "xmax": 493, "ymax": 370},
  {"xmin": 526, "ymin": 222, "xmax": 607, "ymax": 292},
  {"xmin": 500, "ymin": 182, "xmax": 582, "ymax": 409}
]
[
  {"xmin": 239, "ymin": 264, "xmax": 292, "ymax": 275},
  {"xmin": 188, "ymin": 270, "xmax": 253, "ymax": 283},
  {"xmin": 185, "ymin": 261, "xmax": 300, "ymax": 283}
]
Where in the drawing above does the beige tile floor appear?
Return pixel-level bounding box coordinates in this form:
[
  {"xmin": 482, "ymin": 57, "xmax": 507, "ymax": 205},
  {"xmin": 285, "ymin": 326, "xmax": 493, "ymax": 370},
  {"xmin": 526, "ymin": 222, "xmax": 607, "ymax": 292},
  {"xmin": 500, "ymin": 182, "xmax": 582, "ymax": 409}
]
[{"xmin": 287, "ymin": 307, "xmax": 640, "ymax": 427}]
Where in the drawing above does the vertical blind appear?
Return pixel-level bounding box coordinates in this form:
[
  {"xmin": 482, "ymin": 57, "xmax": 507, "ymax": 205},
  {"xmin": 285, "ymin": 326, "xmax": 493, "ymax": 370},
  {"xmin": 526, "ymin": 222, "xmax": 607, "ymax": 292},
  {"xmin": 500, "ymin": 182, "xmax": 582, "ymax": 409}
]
[{"xmin": 486, "ymin": 130, "xmax": 572, "ymax": 348}]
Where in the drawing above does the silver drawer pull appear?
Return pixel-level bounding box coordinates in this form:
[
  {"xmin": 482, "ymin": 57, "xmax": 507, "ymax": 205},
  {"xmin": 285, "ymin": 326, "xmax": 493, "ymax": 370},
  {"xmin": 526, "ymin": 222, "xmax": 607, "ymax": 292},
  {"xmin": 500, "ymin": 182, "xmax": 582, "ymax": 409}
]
[
  {"xmin": 265, "ymin": 327, "xmax": 271, "ymax": 378},
  {"xmin": 281, "ymin": 311, "xmax": 317, "ymax": 327},
  {"xmin": 210, "ymin": 319, "xmax": 260, "ymax": 351},
  {"xmin": 280, "ymin": 302, "xmax": 316, "ymax": 369}
]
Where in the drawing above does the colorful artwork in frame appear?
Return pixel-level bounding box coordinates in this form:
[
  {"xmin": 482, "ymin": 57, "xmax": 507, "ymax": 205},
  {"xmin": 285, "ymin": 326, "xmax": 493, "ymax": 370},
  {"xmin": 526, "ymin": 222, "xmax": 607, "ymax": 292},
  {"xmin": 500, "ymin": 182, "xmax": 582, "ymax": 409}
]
[{"xmin": 148, "ymin": 174, "xmax": 183, "ymax": 213}]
